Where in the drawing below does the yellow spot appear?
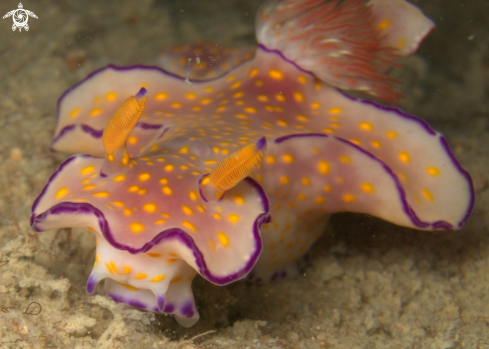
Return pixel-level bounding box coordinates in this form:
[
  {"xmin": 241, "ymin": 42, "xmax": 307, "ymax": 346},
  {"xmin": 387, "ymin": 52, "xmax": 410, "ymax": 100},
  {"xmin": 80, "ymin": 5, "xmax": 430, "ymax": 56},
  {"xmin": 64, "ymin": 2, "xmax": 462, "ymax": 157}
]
[
  {"xmin": 182, "ymin": 205, "xmax": 193, "ymax": 215},
  {"xmin": 397, "ymin": 38, "xmax": 407, "ymax": 49},
  {"xmin": 201, "ymin": 98, "xmax": 212, "ymax": 105},
  {"xmin": 128, "ymin": 185, "xmax": 139, "ymax": 192},
  {"xmin": 282, "ymin": 154, "xmax": 293, "ymax": 163},
  {"xmin": 69, "ymin": 108, "xmax": 80, "ymax": 118},
  {"xmin": 113, "ymin": 174, "xmax": 125, "ymax": 182},
  {"xmin": 297, "ymin": 193, "xmax": 306, "ymax": 201},
  {"xmin": 170, "ymin": 276, "xmax": 182, "ymax": 284},
  {"xmin": 386, "ymin": 131, "xmax": 397, "ymax": 139},
  {"xmin": 234, "ymin": 194, "xmax": 244, "ymax": 205},
  {"xmin": 218, "ymin": 232, "xmax": 229, "ymax": 246},
  {"xmin": 322, "ymin": 127, "xmax": 335, "ymax": 133},
  {"xmin": 147, "ymin": 253, "xmax": 161, "ymax": 257},
  {"xmin": 159, "ymin": 178, "xmax": 168, "ymax": 185},
  {"xmin": 171, "ymin": 102, "xmax": 182, "ymax": 109},
  {"xmin": 361, "ymin": 183, "xmax": 374, "ymax": 193},
  {"xmin": 164, "ymin": 164, "xmax": 174, "ymax": 172},
  {"xmin": 293, "ymin": 92, "xmax": 304, "ymax": 102},
  {"xmin": 422, "ymin": 189, "xmax": 434, "ymax": 202},
  {"xmin": 377, "ymin": 18, "xmax": 390, "ymax": 30},
  {"xmin": 311, "ymin": 102, "xmax": 321, "ymax": 109},
  {"xmin": 155, "ymin": 92, "xmax": 168, "ymax": 100},
  {"xmin": 244, "ymin": 106, "xmax": 257, "ymax": 113},
  {"xmin": 296, "ymin": 115, "xmax": 308, "ymax": 122},
  {"xmin": 318, "ymin": 161, "xmax": 330, "ymax": 175},
  {"xmin": 249, "ymin": 68, "xmax": 258, "ymax": 77},
  {"xmin": 329, "ymin": 107, "xmax": 342, "ymax": 114},
  {"xmin": 276, "ymin": 120, "xmax": 288, "ymax": 127},
  {"xmin": 143, "ymin": 203, "xmax": 157, "ymax": 213},
  {"xmin": 349, "ymin": 139, "xmax": 361, "ymax": 145},
  {"xmin": 130, "ymin": 222, "xmax": 145, "ymax": 233},
  {"xmin": 204, "ymin": 86, "xmax": 214, "ymax": 92},
  {"xmin": 275, "ymin": 94, "xmax": 286, "ymax": 102},
  {"xmin": 124, "ymin": 208, "xmax": 132, "ymax": 216},
  {"xmin": 196, "ymin": 205, "xmax": 205, "ymax": 213},
  {"xmin": 134, "ymin": 273, "xmax": 147, "ymax": 279},
  {"xmin": 162, "ymin": 186, "xmax": 172, "ymax": 195},
  {"xmin": 213, "ymin": 213, "xmax": 221, "ymax": 220},
  {"xmin": 427, "ymin": 167, "xmax": 440, "ymax": 176},
  {"xmin": 83, "ymin": 185, "xmax": 95, "ymax": 190},
  {"xmin": 399, "ymin": 152, "xmax": 410, "ymax": 163},
  {"xmin": 90, "ymin": 108, "xmax": 102, "ymax": 117},
  {"xmin": 269, "ymin": 69, "xmax": 284, "ymax": 79},
  {"xmin": 280, "ymin": 176, "xmax": 289, "ymax": 185},
  {"xmin": 128, "ymin": 136, "xmax": 137, "ymax": 145},
  {"xmin": 228, "ymin": 214, "xmax": 239, "ymax": 223},
  {"xmin": 189, "ymin": 191, "xmax": 197, "ymax": 201},
  {"xmin": 297, "ymin": 76, "xmax": 307, "ymax": 84},
  {"xmin": 155, "ymin": 219, "xmax": 165, "ymax": 224},
  {"xmin": 80, "ymin": 166, "xmax": 95, "ymax": 175},
  {"xmin": 371, "ymin": 140, "xmax": 381, "ymax": 148},
  {"xmin": 178, "ymin": 146, "xmax": 189, "ymax": 154},
  {"xmin": 315, "ymin": 197, "xmax": 325, "ymax": 205},
  {"xmin": 266, "ymin": 155, "xmax": 275, "ymax": 164},
  {"xmin": 112, "ymin": 201, "xmax": 124, "ymax": 207},
  {"xmin": 257, "ymin": 95, "xmax": 268, "ymax": 102},
  {"xmin": 231, "ymin": 81, "xmax": 242, "ymax": 89},
  {"xmin": 182, "ymin": 221, "xmax": 197, "ymax": 232},
  {"xmin": 301, "ymin": 177, "xmax": 310, "ymax": 186},
  {"xmin": 342, "ymin": 194, "xmax": 355, "ymax": 203},
  {"xmin": 139, "ymin": 173, "xmax": 150, "ymax": 181},
  {"xmin": 324, "ymin": 185, "xmax": 332, "ymax": 192},
  {"xmin": 105, "ymin": 92, "xmax": 117, "ymax": 101},
  {"xmin": 340, "ymin": 155, "xmax": 351, "ymax": 163},
  {"xmin": 186, "ymin": 92, "xmax": 197, "ymax": 99},
  {"xmin": 359, "ymin": 122, "xmax": 373, "ymax": 131},
  {"xmin": 93, "ymin": 192, "xmax": 109, "ymax": 197},
  {"xmin": 123, "ymin": 266, "xmax": 131, "ymax": 274},
  {"xmin": 117, "ymin": 282, "xmax": 138, "ymax": 291},
  {"xmin": 152, "ymin": 275, "xmax": 166, "ymax": 282}
]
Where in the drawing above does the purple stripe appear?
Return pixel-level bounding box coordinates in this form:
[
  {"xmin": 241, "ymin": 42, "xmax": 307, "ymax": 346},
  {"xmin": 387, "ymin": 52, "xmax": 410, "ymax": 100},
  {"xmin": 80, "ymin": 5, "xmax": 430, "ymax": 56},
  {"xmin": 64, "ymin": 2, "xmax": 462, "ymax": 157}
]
[
  {"xmin": 31, "ymin": 176, "xmax": 269, "ymax": 286},
  {"xmin": 52, "ymin": 122, "xmax": 164, "ymax": 149},
  {"xmin": 81, "ymin": 124, "xmax": 103, "ymax": 138},
  {"xmin": 180, "ymin": 301, "xmax": 194, "ymax": 318},
  {"xmin": 337, "ymin": 89, "xmax": 437, "ymax": 136},
  {"xmin": 275, "ymin": 133, "xmax": 328, "ymax": 144},
  {"xmin": 274, "ymin": 133, "xmax": 468, "ymax": 230},
  {"xmin": 439, "ymin": 136, "xmax": 474, "ymax": 227},
  {"xmin": 50, "ymin": 124, "xmax": 76, "ymax": 151},
  {"xmin": 136, "ymin": 122, "xmax": 164, "ymax": 130},
  {"xmin": 30, "ymin": 155, "xmax": 78, "ymax": 223}
]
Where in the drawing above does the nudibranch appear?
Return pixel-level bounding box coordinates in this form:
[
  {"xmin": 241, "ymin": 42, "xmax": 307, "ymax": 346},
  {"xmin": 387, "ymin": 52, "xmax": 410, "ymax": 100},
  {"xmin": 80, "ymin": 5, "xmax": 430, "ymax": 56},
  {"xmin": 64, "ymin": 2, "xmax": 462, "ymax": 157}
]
[{"xmin": 31, "ymin": 0, "xmax": 473, "ymax": 327}]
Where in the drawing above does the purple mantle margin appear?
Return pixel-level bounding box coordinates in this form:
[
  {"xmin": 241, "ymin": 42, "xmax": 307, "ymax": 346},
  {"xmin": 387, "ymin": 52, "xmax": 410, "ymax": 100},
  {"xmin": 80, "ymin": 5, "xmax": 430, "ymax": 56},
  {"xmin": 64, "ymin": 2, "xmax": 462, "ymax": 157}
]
[
  {"xmin": 274, "ymin": 133, "xmax": 473, "ymax": 231},
  {"xmin": 31, "ymin": 155, "xmax": 270, "ymax": 286}
]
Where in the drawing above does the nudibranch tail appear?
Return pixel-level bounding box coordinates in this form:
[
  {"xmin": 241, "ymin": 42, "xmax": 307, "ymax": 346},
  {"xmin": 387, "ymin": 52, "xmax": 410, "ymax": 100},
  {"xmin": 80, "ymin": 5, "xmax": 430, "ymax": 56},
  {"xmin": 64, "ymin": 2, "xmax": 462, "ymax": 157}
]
[
  {"xmin": 201, "ymin": 137, "xmax": 267, "ymax": 200},
  {"xmin": 102, "ymin": 87, "xmax": 148, "ymax": 174}
]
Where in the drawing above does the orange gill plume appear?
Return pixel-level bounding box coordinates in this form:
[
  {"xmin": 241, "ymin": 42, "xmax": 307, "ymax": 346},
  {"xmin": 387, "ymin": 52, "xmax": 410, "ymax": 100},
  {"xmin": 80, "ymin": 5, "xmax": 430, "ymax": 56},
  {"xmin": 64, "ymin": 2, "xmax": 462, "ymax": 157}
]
[
  {"xmin": 102, "ymin": 87, "xmax": 148, "ymax": 174},
  {"xmin": 256, "ymin": 0, "xmax": 403, "ymax": 104},
  {"xmin": 201, "ymin": 137, "xmax": 267, "ymax": 201}
]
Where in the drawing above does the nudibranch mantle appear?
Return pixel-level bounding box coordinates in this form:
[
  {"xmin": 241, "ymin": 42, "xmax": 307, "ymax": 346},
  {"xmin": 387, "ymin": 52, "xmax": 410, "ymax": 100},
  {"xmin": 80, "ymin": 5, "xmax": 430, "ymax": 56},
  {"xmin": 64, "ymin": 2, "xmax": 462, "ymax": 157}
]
[{"xmin": 31, "ymin": 0, "xmax": 473, "ymax": 327}]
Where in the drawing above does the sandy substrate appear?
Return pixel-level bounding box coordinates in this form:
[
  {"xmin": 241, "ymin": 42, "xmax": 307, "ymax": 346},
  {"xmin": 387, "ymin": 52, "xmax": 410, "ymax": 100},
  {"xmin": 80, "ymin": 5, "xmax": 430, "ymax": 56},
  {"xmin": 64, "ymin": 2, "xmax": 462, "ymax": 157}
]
[{"xmin": 0, "ymin": 0, "xmax": 488, "ymax": 348}]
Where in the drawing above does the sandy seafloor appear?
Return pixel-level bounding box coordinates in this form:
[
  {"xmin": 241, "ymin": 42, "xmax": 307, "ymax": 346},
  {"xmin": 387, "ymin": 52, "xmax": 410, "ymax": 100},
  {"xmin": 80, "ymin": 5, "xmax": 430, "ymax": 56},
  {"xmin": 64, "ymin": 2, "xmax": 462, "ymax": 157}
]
[{"xmin": 0, "ymin": 0, "xmax": 488, "ymax": 348}]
